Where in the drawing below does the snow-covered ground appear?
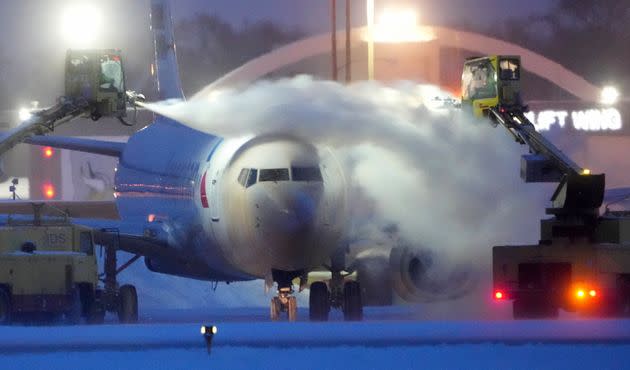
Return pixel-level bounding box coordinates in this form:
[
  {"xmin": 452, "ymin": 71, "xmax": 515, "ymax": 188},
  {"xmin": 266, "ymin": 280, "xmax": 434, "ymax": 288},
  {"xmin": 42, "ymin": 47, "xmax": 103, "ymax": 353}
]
[
  {"xmin": 1, "ymin": 307, "xmax": 630, "ymax": 370},
  {"xmin": 5, "ymin": 344, "xmax": 630, "ymax": 370}
]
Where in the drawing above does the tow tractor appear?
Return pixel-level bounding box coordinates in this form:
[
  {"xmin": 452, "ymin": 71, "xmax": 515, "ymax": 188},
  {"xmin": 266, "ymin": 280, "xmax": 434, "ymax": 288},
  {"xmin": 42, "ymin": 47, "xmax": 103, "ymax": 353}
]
[
  {"xmin": 0, "ymin": 204, "xmax": 138, "ymax": 324},
  {"xmin": 462, "ymin": 55, "xmax": 630, "ymax": 318}
]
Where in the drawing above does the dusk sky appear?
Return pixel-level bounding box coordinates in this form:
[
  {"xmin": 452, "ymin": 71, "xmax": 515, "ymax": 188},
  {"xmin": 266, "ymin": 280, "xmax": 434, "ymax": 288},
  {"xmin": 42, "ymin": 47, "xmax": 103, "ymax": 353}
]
[
  {"xmin": 0, "ymin": 1, "xmax": 557, "ymax": 43},
  {"xmin": 0, "ymin": 0, "xmax": 556, "ymax": 106},
  {"xmin": 173, "ymin": 0, "xmax": 555, "ymax": 32}
]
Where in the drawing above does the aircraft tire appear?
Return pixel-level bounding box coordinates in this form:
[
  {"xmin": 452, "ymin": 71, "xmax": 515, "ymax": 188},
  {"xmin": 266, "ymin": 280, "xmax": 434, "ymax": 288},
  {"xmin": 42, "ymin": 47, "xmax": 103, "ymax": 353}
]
[
  {"xmin": 270, "ymin": 297, "xmax": 281, "ymax": 321},
  {"xmin": 0, "ymin": 289, "xmax": 11, "ymax": 325},
  {"xmin": 309, "ymin": 282, "xmax": 330, "ymax": 321},
  {"xmin": 343, "ymin": 281, "xmax": 363, "ymax": 321},
  {"xmin": 118, "ymin": 284, "xmax": 138, "ymax": 324},
  {"xmin": 287, "ymin": 296, "xmax": 298, "ymax": 322}
]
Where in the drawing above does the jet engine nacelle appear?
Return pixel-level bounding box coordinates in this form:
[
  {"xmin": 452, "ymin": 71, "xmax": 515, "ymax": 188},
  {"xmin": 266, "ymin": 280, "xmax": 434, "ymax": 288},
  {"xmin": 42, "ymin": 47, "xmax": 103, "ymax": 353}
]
[{"xmin": 355, "ymin": 247, "xmax": 477, "ymax": 306}]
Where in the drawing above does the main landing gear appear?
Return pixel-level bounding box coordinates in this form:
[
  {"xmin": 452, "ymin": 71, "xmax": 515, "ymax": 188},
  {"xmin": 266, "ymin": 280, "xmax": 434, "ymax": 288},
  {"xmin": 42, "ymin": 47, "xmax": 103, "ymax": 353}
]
[
  {"xmin": 312, "ymin": 249, "xmax": 363, "ymax": 322},
  {"xmin": 308, "ymin": 269, "xmax": 363, "ymax": 322},
  {"xmin": 269, "ymin": 252, "xmax": 364, "ymax": 322},
  {"xmin": 97, "ymin": 229, "xmax": 141, "ymax": 324}
]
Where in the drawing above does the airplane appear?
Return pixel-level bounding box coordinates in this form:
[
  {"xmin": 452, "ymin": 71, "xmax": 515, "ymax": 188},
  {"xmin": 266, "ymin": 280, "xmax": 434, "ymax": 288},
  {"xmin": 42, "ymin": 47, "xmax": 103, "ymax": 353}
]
[{"xmin": 0, "ymin": 0, "xmax": 462, "ymax": 322}]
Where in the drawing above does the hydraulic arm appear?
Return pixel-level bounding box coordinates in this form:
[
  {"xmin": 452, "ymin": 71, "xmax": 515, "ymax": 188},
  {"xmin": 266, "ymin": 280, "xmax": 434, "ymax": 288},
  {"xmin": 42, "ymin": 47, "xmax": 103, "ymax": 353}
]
[
  {"xmin": 0, "ymin": 49, "xmax": 144, "ymax": 158},
  {"xmin": 487, "ymin": 106, "xmax": 605, "ymax": 216},
  {"xmin": 462, "ymin": 55, "xmax": 604, "ymax": 223}
]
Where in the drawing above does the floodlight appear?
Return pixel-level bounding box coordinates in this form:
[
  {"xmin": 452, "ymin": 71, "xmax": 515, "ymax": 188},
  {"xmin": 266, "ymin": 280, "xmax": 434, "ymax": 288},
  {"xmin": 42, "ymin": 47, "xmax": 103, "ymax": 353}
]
[
  {"xmin": 18, "ymin": 107, "xmax": 32, "ymax": 122},
  {"xmin": 61, "ymin": 3, "xmax": 103, "ymax": 48},
  {"xmin": 600, "ymin": 86, "xmax": 619, "ymax": 105},
  {"xmin": 371, "ymin": 8, "xmax": 434, "ymax": 43}
]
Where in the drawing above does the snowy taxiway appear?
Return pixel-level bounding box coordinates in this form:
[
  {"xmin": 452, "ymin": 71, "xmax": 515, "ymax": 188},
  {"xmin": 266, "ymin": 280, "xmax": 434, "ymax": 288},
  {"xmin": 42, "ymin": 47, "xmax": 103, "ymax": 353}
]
[{"xmin": 1, "ymin": 307, "xmax": 630, "ymax": 369}]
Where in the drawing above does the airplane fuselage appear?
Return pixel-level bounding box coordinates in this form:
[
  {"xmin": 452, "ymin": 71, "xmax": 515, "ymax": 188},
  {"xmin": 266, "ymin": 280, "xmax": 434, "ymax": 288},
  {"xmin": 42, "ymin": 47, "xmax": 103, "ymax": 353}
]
[{"xmin": 114, "ymin": 118, "xmax": 347, "ymax": 282}]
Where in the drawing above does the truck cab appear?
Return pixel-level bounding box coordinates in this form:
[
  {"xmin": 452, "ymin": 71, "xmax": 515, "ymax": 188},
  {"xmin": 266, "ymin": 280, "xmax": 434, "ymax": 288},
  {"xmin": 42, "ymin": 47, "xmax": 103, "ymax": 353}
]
[{"xmin": 461, "ymin": 55, "xmax": 522, "ymax": 117}]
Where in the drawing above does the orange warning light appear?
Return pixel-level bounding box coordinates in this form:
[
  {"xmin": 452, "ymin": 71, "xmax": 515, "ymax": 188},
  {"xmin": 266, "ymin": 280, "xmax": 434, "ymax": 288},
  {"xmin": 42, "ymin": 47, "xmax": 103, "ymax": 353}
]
[
  {"xmin": 589, "ymin": 290, "xmax": 597, "ymax": 297},
  {"xmin": 576, "ymin": 290, "xmax": 585, "ymax": 299},
  {"xmin": 43, "ymin": 147, "xmax": 54, "ymax": 158}
]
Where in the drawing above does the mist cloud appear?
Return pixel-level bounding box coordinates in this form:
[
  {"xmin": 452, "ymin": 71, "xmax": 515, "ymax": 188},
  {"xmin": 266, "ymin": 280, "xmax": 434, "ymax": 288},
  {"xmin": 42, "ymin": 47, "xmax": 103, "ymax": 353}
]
[{"xmin": 145, "ymin": 76, "xmax": 549, "ymax": 305}]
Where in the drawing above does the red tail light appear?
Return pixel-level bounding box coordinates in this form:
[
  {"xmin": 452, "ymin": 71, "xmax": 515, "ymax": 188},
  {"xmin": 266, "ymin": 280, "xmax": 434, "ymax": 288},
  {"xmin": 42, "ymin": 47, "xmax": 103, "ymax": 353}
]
[{"xmin": 494, "ymin": 291, "xmax": 505, "ymax": 300}]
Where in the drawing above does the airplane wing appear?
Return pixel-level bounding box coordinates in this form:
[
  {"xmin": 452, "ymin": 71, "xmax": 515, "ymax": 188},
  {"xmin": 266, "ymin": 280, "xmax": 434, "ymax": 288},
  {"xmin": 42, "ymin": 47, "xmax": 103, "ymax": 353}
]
[
  {"xmin": 73, "ymin": 218, "xmax": 186, "ymax": 263},
  {"xmin": 91, "ymin": 229, "xmax": 176, "ymax": 261},
  {"xmin": 0, "ymin": 202, "xmax": 176, "ymax": 262},
  {"xmin": 604, "ymin": 187, "xmax": 630, "ymax": 203},
  {"xmin": 25, "ymin": 136, "xmax": 126, "ymax": 157}
]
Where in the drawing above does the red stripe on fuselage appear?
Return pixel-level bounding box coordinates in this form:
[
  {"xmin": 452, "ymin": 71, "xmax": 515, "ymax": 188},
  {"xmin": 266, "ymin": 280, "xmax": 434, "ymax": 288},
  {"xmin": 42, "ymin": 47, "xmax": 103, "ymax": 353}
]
[{"xmin": 200, "ymin": 171, "xmax": 209, "ymax": 208}]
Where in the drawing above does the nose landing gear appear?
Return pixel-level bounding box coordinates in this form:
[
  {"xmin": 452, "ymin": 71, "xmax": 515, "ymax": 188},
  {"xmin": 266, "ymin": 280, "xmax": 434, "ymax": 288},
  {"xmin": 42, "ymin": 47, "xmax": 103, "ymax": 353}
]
[
  {"xmin": 270, "ymin": 287, "xmax": 298, "ymax": 322},
  {"xmin": 269, "ymin": 269, "xmax": 301, "ymax": 322}
]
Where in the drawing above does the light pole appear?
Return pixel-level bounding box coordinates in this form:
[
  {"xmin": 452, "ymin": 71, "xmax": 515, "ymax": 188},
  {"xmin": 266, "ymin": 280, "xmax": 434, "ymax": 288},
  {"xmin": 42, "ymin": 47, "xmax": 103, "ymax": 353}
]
[
  {"xmin": 346, "ymin": 0, "xmax": 351, "ymax": 83},
  {"xmin": 331, "ymin": 0, "xmax": 338, "ymax": 81},
  {"xmin": 367, "ymin": 0, "xmax": 375, "ymax": 80}
]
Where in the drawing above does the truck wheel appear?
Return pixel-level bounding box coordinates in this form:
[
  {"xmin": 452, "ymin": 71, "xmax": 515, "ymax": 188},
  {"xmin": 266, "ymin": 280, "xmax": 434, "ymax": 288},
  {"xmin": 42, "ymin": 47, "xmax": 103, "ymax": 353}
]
[
  {"xmin": 513, "ymin": 296, "xmax": 558, "ymax": 319},
  {"xmin": 83, "ymin": 288, "xmax": 105, "ymax": 324},
  {"xmin": 65, "ymin": 288, "xmax": 83, "ymax": 325},
  {"xmin": 87, "ymin": 303, "xmax": 105, "ymax": 324},
  {"xmin": 118, "ymin": 284, "xmax": 138, "ymax": 324},
  {"xmin": 0, "ymin": 289, "xmax": 11, "ymax": 325}
]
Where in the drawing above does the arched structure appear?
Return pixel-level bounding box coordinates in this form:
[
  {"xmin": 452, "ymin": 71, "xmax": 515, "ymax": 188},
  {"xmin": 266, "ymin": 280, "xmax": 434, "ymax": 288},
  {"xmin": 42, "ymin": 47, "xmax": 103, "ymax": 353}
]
[{"xmin": 194, "ymin": 26, "xmax": 601, "ymax": 102}]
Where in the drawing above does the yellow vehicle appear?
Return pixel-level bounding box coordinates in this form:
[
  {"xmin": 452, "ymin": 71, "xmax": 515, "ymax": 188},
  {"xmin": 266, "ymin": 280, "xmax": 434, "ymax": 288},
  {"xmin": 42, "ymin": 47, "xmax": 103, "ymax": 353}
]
[
  {"xmin": 65, "ymin": 49, "xmax": 128, "ymax": 120},
  {"xmin": 461, "ymin": 55, "xmax": 630, "ymax": 318},
  {"xmin": 0, "ymin": 217, "xmax": 103, "ymax": 324},
  {"xmin": 461, "ymin": 55, "xmax": 522, "ymax": 117},
  {"xmin": 0, "ymin": 206, "xmax": 138, "ymax": 324}
]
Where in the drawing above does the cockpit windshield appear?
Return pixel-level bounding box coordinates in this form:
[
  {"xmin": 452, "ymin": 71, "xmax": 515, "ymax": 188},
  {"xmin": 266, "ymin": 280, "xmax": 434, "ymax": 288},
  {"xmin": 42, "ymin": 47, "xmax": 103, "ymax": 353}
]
[
  {"xmin": 259, "ymin": 168, "xmax": 290, "ymax": 182},
  {"xmin": 241, "ymin": 167, "xmax": 323, "ymax": 185},
  {"xmin": 238, "ymin": 168, "xmax": 259, "ymax": 188},
  {"xmin": 291, "ymin": 167, "xmax": 323, "ymax": 182},
  {"xmin": 237, "ymin": 168, "xmax": 249, "ymax": 186},
  {"xmin": 246, "ymin": 169, "xmax": 258, "ymax": 187}
]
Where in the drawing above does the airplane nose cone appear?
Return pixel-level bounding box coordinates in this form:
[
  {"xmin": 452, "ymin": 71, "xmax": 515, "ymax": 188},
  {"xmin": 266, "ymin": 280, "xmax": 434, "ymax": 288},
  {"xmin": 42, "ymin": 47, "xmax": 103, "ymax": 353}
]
[{"xmin": 267, "ymin": 187, "xmax": 320, "ymax": 233}]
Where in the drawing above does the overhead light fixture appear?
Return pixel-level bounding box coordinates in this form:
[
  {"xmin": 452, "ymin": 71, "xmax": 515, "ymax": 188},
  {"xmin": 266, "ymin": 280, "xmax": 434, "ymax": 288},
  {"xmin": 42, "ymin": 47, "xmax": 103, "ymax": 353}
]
[
  {"xmin": 600, "ymin": 86, "xmax": 619, "ymax": 105},
  {"xmin": 60, "ymin": 3, "xmax": 103, "ymax": 48},
  {"xmin": 369, "ymin": 8, "xmax": 434, "ymax": 43},
  {"xmin": 18, "ymin": 107, "xmax": 33, "ymax": 122}
]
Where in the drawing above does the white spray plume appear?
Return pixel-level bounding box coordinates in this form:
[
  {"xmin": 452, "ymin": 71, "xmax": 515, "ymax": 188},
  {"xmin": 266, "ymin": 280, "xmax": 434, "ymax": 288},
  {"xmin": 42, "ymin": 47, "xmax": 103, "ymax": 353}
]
[{"xmin": 144, "ymin": 76, "xmax": 549, "ymax": 306}]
